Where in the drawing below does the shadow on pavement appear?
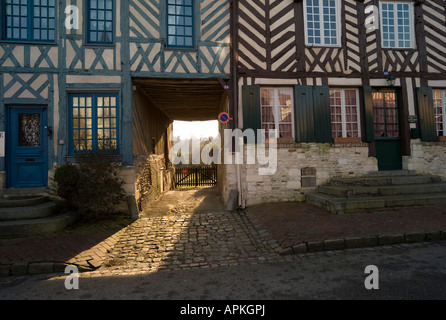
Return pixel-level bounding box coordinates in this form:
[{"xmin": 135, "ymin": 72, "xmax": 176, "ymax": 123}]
[
  {"xmin": 101, "ymin": 186, "xmax": 283, "ymax": 274},
  {"xmin": 0, "ymin": 213, "xmax": 132, "ymax": 269}
]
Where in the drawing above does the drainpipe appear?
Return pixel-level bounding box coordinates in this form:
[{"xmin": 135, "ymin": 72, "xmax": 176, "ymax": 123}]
[
  {"xmin": 230, "ymin": 0, "xmax": 244, "ymax": 209},
  {"xmin": 237, "ymin": 163, "xmax": 243, "ymax": 208}
]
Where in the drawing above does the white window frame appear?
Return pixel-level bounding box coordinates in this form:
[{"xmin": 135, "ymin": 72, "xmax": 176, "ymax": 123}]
[
  {"xmin": 330, "ymin": 88, "xmax": 362, "ymax": 139},
  {"xmin": 380, "ymin": 1, "xmax": 415, "ymax": 49},
  {"xmin": 433, "ymin": 89, "xmax": 446, "ymax": 137},
  {"xmin": 303, "ymin": 0, "xmax": 341, "ymax": 47},
  {"xmin": 260, "ymin": 87, "xmax": 295, "ymax": 141}
]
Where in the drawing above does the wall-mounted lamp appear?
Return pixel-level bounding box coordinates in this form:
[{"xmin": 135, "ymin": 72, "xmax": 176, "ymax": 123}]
[{"xmin": 384, "ymin": 72, "xmax": 396, "ymax": 87}]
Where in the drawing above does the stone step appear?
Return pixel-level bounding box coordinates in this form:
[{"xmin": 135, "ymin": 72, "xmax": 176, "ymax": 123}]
[
  {"xmin": 367, "ymin": 170, "xmax": 417, "ymax": 176},
  {"xmin": 330, "ymin": 174, "xmax": 442, "ymax": 187},
  {"xmin": 1, "ymin": 187, "xmax": 49, "ymax": 198},
  {"xmin": 0, "ymin": 211, "xmax": 80, "ymax": 239},
  {"xmin": 0, "ymin": 201, "xmax": 61, "ymax": 221},
  {"xmin": 0, "ymin": 195, "xmax": 50, "ymax": 208},
  {"xmin": 317, "ymin": 183, "xmax": 446, "ymax": 198},
  {"xmin": 306, "ymin": 192, "xmax": 446, "ymax": 214}
]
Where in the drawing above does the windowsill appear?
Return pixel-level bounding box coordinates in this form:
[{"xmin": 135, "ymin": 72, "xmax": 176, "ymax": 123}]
[
  {"xmin": 164, "ymin": 46, "xmax": 197, "ymax": 52},
  {"xmin": 0, "ymin": 40, "xmax": 57, "ymax": 46},
  {"xmin": 334, "ymin": 137, "xmax": 362, "ymax": 143},
  {"xmin": 262, "ymin": 137, "xmax": 294, "ymax": 144},
  {"xmin": 278, "ymin": 137, "xmax": 294, "ymax": 144},
  {"xmin": 273, "ymin": 141, "xmax": 369, "ymax": 148},
  {"xmin": 305, "ymin": 44, "xmax": 341, "ymax": 49},
  {"xmin": 382, "ymin": 47, "xmax": 416, "ymax": 52},
  {"xmin": 65, "ymin": 153, "xmax": 122, "ymax": 162},
  {"xmin": 83, "ymin": 43, "xmax": 115, "ymax": 48},
  {"xmin": 264, "ymin": 138, "xmax": 365, "ymax": 145}
]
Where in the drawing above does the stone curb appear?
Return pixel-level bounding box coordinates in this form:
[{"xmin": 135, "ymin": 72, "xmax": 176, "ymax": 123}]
[
  {"xmin": 279, "ymin": 230, "xmax": 446, "ymax": 255},
  {"xmin": 2, "ymin": 230, "xmax": 445, "ymax": 277},
  {"xmin": 0, "ymin": 261, "xmax": 95, "ymax": 277}
]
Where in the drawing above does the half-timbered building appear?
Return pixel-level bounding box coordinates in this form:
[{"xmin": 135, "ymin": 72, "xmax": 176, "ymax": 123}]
[
  {"xmin": 0, "ymin": 0, "xmax": 231, "ymax": 211},
  {"xmin": 233, "ymin": 0, "xmax": 446, "ymax": 206},
  {"xmin": 2, "ymin": 0, "xmax": 446, "ymax": 212}
]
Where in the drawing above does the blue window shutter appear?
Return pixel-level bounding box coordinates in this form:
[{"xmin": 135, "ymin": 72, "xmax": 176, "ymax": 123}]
[
  {"xmin": 294, "ymin": 85, "xmax": 315, "ymax": 142},
  {"xmin": 313, "ymin": 86, "xmax": 332, "ymax": 143},
  {"xmin": 362, "ymin": 86, "xmax": 375, "ymax": 142},
  {"xmin": 416, "ymin": 87, "xmax": 438, "ymax": 142}
]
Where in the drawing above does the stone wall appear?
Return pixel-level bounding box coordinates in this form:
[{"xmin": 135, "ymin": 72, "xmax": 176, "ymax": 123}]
[
  {"xmin": 404, "ymin": 140, "xmax": 446, "ymax": 180},
  {"xmin": 216, "ymin": 93, "xmax": 238, "ymax": 208},
  {"xmin": 118, "ymin": 166, "xmax": 137, "ymax": 196},
  {"xmin": 218, "ymin": 163, "xmax": 238, "ymax": 209},
  {"xmin": 237, "ymin": 142, "xmax": 378, "ymax": 206},
  {"xmin": 130, "ymin": 85, "xmax": 175, "ymax": 214},
  {"xmin": 133, "ymin": 155, "xmax": 175, "ymax": 211}
]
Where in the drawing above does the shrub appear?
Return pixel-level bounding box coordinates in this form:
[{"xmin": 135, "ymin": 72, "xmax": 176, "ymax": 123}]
[
  {"xmin": 75, "ymin": 149, "xmax": 126, "ymax": 216},
  {"xmin": 52, "ymin": 148, "xmax": 126, "ymax": 218},
  {"xmin": 52, "ymin": 163, "xmax": 80, "ymax": 210}
]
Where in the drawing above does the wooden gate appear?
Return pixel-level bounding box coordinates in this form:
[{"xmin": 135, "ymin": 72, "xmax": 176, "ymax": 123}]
[{"xmin": 175, "ymin": 166, "xmax": 217, "ymax": 188}]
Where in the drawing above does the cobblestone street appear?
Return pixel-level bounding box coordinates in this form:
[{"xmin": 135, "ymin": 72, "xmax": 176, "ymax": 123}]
[
  {"xmin": 98, "ymin": 210, "xmax": 290, "ymax": 276},
  {"xmin": 2, "ymin": 186, "xmax": 446, "ymax": 278},
  {"xmin": 93, "ymin": 187, "xmax": 292, "ymax": 276}
]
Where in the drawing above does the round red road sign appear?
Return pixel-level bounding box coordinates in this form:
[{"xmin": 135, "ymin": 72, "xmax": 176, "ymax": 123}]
[{"xmin": 218, "ymin": 112, "xmax": 230, "ymax": 123}]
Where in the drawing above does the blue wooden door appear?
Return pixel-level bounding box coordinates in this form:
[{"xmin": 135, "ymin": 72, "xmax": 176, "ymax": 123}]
[{"xmin": 7, "ymin": 107, "xmax": 48, "ymax": 188}]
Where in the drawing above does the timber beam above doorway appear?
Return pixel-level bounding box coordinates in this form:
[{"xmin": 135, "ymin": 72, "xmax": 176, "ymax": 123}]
[{"xmin": 133, "ymin": 78, "xmax": 228, "ymax": 121}]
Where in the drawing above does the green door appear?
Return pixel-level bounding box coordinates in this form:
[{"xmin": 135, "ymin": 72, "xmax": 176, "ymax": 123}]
[{"xmin": 372, "ymin": 90, "xmax": 402, "ymax": 171}]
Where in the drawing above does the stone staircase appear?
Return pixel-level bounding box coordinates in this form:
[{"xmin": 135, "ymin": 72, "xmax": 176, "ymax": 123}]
[
  {"xmin": 306, "ymin": 171, "xmax": 446, "ymax": 214},
  {"xmin": 0, "ymin": 188, "xmax": 79, "ymax": 238}
]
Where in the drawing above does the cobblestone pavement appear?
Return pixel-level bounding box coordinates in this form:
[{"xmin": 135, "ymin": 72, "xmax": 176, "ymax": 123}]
[
  {"xmin": 0, "ymin": 215, "xmax": 130, "ymax": 270},
  {"xmin": 2, "ymin": 187, "xmax": 446, "ymax": 278},
  {"xmin": 96, "ymin": 210, "xmax": 292, "ymax": 276}
]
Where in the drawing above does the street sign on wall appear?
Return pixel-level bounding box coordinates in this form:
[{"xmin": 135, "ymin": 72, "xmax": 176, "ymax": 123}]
[{"xmin": 218, "ymin": 112, "xmax": 230, "ymax": 124}]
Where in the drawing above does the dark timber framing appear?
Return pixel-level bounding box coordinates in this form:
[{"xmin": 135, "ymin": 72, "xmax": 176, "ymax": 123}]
[
  {"xmin": 234, "ymin": 0, "xmax": 446, "ymax": 169},
  {"xmin": 234, "ymin": 0, "xmax": 446, "ymax": 84}
]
